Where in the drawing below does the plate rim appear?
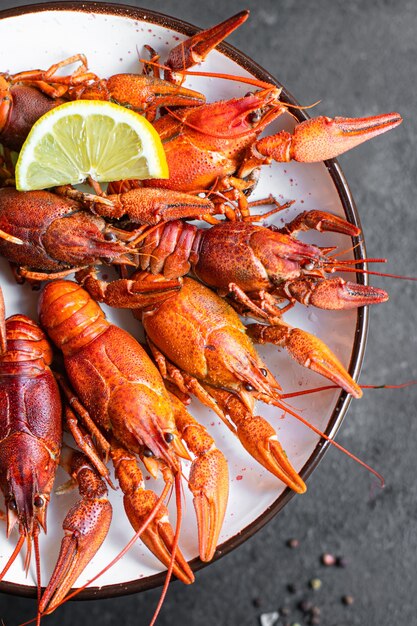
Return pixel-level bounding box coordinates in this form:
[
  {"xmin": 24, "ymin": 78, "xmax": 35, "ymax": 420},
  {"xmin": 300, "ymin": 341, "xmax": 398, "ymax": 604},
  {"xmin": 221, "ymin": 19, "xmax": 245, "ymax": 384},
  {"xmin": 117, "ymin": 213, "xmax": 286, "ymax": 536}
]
[{"xmin": 0, "ymin": 0, "xmax": 368, "ymax": 601}]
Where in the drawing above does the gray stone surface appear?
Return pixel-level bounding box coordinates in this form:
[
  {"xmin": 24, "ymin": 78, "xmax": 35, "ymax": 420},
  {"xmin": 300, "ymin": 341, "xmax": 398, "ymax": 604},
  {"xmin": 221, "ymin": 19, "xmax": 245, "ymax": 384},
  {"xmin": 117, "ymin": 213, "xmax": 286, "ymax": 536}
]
[{"xmin": 0, "ymin": 1, "xmax": 416, "ymax": 625}]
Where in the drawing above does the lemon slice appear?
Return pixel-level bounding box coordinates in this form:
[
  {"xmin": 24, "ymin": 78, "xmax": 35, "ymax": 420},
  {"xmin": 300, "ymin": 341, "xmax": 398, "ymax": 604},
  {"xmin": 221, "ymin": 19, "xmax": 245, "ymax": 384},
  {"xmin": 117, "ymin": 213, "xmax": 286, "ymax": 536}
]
[{"xmin": 15, "ymin": 100, "xmax": 168, "ymax": 191}]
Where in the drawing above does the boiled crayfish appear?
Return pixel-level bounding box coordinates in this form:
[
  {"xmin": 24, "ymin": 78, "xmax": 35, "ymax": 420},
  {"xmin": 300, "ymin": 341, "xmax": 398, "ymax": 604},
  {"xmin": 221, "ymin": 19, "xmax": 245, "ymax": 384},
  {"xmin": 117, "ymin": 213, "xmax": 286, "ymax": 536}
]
[
  {"xmin": 0, "ymin": 8, "xmax": 406, "ymax": 624},
  {"xmin": 80, "ymin": 209, "xmax": 387, "ymax": 397},
  {"xmin": 0, "ymin": 186, "xmax": 212, "ymax": 290},
  {"xmin": 0, "ymin": 12, "xmax": 250, "ymax": 152},
  {"xmin": 84, "ymin": 270, "xmax": 366, "ymax": 491},
  {"xmin": 0, "ymin": 9, "xmax": 402, "ymax": 221},
  {"xmin": 37, "ymin": 279, "xmax": 230, "ymax": 617},
  {"xmin": 0, "ymin": 286, "xmax": 112, "ymax": 622},
  {"xmin": 132, "ymin": 213, "xmax": 389, "ymax": 317}
]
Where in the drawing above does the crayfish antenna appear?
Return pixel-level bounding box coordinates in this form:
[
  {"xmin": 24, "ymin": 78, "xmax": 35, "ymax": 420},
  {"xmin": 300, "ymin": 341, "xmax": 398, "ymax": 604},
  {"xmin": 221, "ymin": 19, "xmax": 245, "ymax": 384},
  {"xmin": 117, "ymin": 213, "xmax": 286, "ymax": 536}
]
[
  {"xmin": 329, "ymin": 265, "xmax": 417, "ymax": 281},
  {"xmin": 149, "ymin": 472, "xmax": 184, "ymax": 626},
  {"xmin": 282, "ymin": 380, "xmax": 417, "ymax": 399},
  {"xmin": 33, "ymin": 531, "xmax": 42, "ymax": 626}
]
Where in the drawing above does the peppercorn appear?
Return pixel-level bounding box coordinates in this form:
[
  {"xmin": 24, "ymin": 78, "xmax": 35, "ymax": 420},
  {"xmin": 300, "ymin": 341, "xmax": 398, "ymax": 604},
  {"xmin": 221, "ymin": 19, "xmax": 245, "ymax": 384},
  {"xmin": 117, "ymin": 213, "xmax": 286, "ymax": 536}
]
[
  {"xmin": 309, "ymin": 578, "xmax": 322, "ymax": 591},
  {"xmin": 342, "ymin": 595, "xmax": 354, "ymax": 606}
]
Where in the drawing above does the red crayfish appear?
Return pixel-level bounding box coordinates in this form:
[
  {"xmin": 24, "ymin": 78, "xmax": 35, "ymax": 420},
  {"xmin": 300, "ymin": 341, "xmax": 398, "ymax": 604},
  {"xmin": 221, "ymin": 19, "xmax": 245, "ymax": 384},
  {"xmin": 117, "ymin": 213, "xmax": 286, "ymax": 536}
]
[
  {"xmin": 0, "ymin": 9, "xmax": 407, "ymax": 625},
  {"xmin": 37, "ymin": 279, "xmax": 230, "ymax": 618},
  {"xmin": 0, "ymin": 186, "xmax": 212, "ymax": 291},
  {"xmin": 0, "ymin": 286, "xmax": 112, "ymax": 622},
  {"xmin": 0, "ymin": 12, "xmax": 250, "ymax": 152}
]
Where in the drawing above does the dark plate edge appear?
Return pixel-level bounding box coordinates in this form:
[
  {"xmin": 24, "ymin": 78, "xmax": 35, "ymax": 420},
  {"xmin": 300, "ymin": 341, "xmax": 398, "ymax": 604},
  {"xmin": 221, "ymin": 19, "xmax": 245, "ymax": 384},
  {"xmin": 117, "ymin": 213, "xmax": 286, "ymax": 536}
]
[{"xmin": 0, "ymin": 1, "xmax": 369, "ymax": 601}]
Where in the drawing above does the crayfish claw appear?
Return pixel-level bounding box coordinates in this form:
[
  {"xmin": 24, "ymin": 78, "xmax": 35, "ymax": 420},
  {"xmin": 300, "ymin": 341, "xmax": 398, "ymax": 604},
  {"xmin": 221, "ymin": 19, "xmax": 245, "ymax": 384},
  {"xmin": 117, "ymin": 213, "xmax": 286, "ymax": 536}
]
[
  {"xmin": 168, "ymin": 393, "xmax": 229, "ymax": 562},
  {"xmin": 247, "ymin": 323, "xmax": 362, "ymax": 398},
  {"xmin": 39, "ymin": 448, "xmax": 112, "ymax": 614},
  {"xmin": 190, "ymin": 448, "xmax": 229, "ymax": 561},
  {"xmin": 111, "ymin": 445, "xmax": 194, "ymax": 584},
  {"xmin": 99, "ymin": 188, "xmax": 215, "ymax": 225},
  {"xmin": 287, "ymin": 276, "xmax": 389, "ymax": 310},
  {"xmin": 281, "ymin": 210, "xmax": 361, "ymax": 237},
  {"xmin": 257, "ymin": 112, "xmax": 402, "ymax": 163},
  {"xmin": 237, "ymin": 415, "xmax": 306, "ymax": 493},
  {"xmin": 80, "ymin": 74, "xmax": 206, "ymax": 110},
  {"xmin": 165, "ymin": 11, "xmax": 249, "ymax": 81},
  {"xmin": 79, "ymin": 271, "xmax": 181, "ymax": 309},
  {"xmin": 207, "ymin": 388, "xmax": 305, "ymax": 492},
  {"xmin": 124, "ymin": 488, "xmax": 194, "ymax": 584}
]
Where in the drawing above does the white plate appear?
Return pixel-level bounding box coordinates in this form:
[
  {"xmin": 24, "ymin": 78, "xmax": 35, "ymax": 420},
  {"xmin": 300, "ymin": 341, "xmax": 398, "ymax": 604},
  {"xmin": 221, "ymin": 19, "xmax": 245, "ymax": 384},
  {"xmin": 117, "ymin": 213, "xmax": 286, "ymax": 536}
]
[{"xmin": 0, "ymin": 4, "xmax": 366, "ymax": 598}]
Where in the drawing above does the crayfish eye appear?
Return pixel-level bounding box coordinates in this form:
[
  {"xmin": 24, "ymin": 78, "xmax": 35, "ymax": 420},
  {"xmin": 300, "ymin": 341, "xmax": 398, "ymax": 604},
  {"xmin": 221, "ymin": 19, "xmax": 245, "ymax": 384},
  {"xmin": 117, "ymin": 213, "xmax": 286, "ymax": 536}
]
[
  {"xmin": 8, "ymin": 499, "xmax": 17, "ymax": 512},
  {"xmin": 244, "ymin": 383, "xmax": 255, "ymax": 391},
  {"xmin": 164, "ymin": 432, "xmax": 175, "ymax": 444},
  {"xmin": 34, "ymin": 496, "xmax": 44, "ymax": 508},
  {"xmin": 104, "ymin": 232, "xmax": 117, "ymax": 242},
  {"xmin": 143, "ymin": 447, "xmax": 154, "ymax": 458},
  {"xmin": 249, "ymin": 110, "xmax": 262, "ymax": 124},
  {"xmin": 260, "ymin": 368, "xmax": 268, "ymax": 377},
  {"xmin": 304, "ymin": 262, "xmax": 315, "ymax": 271}
]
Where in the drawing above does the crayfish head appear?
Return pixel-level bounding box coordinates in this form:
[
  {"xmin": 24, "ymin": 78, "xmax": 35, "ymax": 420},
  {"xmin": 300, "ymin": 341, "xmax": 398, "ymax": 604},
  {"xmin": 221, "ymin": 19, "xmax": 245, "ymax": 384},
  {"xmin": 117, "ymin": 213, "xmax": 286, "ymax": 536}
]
[
  {"xmin": 2, "ymin": 436, "xmax": 54, "ymax": 536},
  {"xmin": 250, "ymin": 227, "xmax": 323, "ymax": 287},
  {"xmin": 108, "ymin": 379, "xmax": 185, "ymax": 477},
  {"xmin": 183, "ymin": 87, "xmax": 283, "ymax": 141}
]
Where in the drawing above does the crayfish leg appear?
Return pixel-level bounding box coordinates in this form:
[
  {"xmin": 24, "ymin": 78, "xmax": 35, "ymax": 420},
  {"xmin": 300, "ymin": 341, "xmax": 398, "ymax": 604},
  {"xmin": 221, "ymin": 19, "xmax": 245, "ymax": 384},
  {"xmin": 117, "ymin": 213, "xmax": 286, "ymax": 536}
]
[{"xmin": 147, "ymin": 339, "xmax": 231, "ymax": 424}]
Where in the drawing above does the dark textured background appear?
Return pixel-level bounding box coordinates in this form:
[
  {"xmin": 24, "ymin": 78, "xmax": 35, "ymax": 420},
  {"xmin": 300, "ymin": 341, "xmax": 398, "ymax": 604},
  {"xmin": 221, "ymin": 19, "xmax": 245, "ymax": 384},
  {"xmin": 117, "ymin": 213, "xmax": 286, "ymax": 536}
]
[{"xmin": 0, "ymin": 1, "xmax": 416, "ymax": 625}]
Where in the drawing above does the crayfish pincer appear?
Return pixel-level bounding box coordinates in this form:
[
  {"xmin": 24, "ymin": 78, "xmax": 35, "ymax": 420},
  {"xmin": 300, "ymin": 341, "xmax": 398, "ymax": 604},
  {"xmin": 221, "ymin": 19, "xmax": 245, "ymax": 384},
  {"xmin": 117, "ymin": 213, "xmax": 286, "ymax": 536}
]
[{"xmin": 38, "ymin": 280, "xmax": 229, "ymax": 587}]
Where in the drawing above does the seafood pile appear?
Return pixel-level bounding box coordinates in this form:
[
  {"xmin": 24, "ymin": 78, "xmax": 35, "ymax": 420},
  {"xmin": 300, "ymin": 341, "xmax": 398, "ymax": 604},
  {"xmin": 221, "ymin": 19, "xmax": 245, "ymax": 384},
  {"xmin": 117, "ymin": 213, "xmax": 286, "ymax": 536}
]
[{"xmin": 0, "ymin": 9, "xmax": 404, "ymax": 623}]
